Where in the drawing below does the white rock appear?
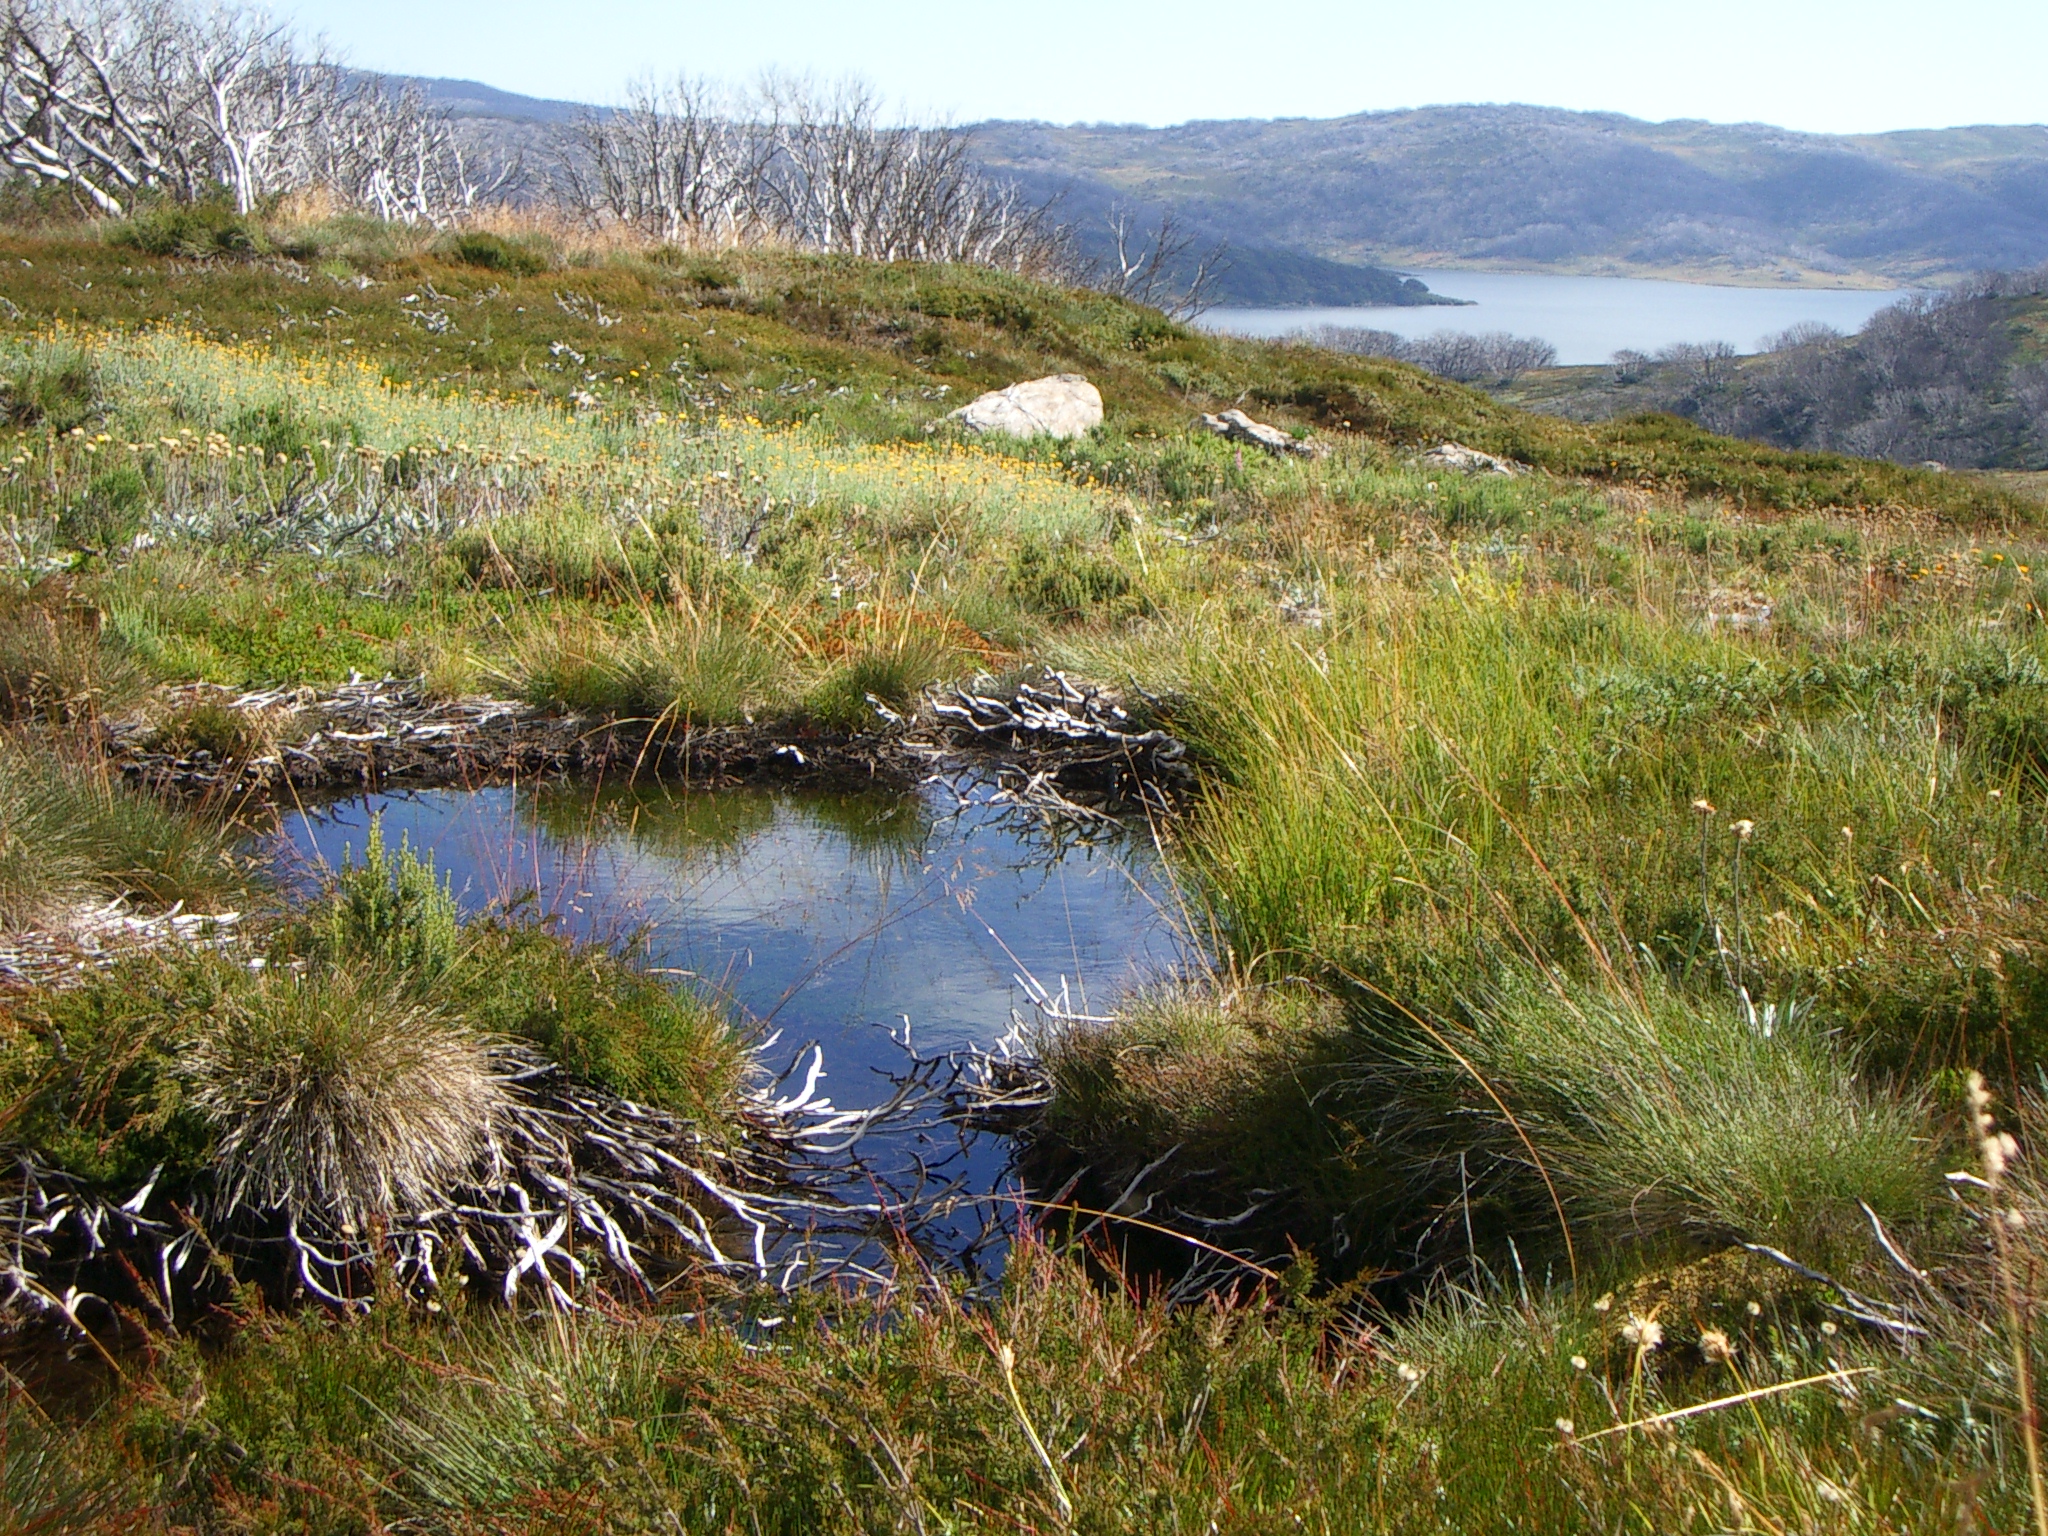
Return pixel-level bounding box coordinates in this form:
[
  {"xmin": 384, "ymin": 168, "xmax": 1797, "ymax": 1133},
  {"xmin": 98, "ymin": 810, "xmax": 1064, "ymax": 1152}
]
[
  {"xmin": 948, "ymin": 374, "xmax": 1102, "ymax": 440},
  {"xmin": 1198, "ymin": 408, "xmax": 1322, "ymax": 458},
  {"xmin": 1420, "ymin": 441, "xmax": 1526, "ymax": 476}
]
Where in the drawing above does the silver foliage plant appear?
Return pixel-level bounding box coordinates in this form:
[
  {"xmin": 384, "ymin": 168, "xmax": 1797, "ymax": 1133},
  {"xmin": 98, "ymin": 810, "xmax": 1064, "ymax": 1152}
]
[{"xmin": 0, "ymin": 0, "xmax": 510, "ymax": 221}]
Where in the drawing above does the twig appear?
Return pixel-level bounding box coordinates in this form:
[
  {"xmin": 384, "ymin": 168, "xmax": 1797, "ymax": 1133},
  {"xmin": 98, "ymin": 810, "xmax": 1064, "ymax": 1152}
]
[{"xmin": 1569, "ymin": 1368, "xmax": 1875, "ymax": 1444}]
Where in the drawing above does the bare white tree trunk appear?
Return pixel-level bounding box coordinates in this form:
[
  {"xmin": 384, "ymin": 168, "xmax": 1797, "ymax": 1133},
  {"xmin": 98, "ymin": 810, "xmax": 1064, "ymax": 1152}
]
[{"xmin": 0, "ymin": 0, "xmax": 495, "ymax": 222}]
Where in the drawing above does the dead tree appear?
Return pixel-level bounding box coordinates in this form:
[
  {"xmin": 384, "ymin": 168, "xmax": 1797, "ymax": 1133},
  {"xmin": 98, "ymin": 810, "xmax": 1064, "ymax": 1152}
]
[
  {"xmin": 556, "ymin": 71, "xmax": 1076, "ymax": 277},
  {"xmin": 0, "ymin": 0, "xmax": 493, "ymax": 222},
  {"xmin": 1096, "ymin": 205, "xmax": 1231, "ymax": 320}
]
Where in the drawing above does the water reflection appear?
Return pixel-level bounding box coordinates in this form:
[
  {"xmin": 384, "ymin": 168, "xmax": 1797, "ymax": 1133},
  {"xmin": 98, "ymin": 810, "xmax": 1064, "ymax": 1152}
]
[{"xmin": 279, "ymin": 778, "xmax": 1186, "ymax": 1105}]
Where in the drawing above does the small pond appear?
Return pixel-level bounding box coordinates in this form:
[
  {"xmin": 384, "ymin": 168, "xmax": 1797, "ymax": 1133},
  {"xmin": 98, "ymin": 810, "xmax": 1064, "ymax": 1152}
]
[{"xmin": 276, "ymin": 775, "xmax": 1191, "ymax": 1265}]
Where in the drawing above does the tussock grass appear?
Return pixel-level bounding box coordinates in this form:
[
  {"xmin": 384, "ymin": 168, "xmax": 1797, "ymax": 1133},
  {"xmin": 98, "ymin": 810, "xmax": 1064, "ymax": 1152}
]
[
  {"xmin": 0, "ymin": 737, "xmax": 242, "ymax": 928},
  {"xmin": 182, "ymin": 970, "xmax": 505, "ymax": 1227},
  {"xmin": 0, "ymin": 587, "xmax": 145, "ymax": 723},
  {"xmin": 501, "ymin": 607, "xmax": 797, "ymax": 725}
]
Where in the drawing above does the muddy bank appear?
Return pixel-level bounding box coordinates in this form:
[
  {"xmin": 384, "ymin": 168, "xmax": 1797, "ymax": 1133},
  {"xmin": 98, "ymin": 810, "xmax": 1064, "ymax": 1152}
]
[{"xmin": 106, "ymin": 672, "xmax": 1198, "ymax": 813}]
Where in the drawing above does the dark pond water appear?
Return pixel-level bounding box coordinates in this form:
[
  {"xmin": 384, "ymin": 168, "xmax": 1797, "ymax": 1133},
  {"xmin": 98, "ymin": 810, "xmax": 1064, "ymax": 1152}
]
[{"xmin": 278, "ymin": 775, "xmax": 1187, "ymax": 1116}]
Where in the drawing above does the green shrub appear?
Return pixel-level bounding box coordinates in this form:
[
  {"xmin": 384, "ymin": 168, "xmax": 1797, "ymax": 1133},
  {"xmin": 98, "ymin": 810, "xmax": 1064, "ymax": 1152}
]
[
  {"xmin": 443, "ymin": 231, "xmax": 551, "ymax": 276},
  {"xmin": 317, "ymin": 815, "xmax": 461, "ymax": 982},
  {"xmin": 106, "ymin": 199, "xmax": 265, "ymax": 259},
  {"xmin": 443, "ymin": 923, "xmax": 747, "ymax": 1122},
  {"xmin": 227, "ymin": 401, "xmax": 356, "ymax": 460},
  {"xmin": 1005, "ymin": 534, "xmax": 1136, "ymax": 621}
]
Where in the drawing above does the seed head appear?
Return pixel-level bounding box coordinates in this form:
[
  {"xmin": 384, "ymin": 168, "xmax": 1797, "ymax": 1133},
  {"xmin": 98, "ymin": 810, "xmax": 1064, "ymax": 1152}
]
[
  {"xmin": 1569, "ymin": 1355, "xmax": 1588, "ymax": 1371},
  {"xmin": 1731, "ymin": 819, "xmax": 1755, "ymax": 841},
  {"xmin": 1621, "ymin": 1315, "xmax": 1664, "ymax": 1352},
  {"xmin": 1692, "ymin": 799, "xmax": 1716, "ymax": 816},
  {"xmin": 1555, "ymin": 1417, "xmax": 1575, "ymax": 1436},
  {"xmin": 1699, "ymin": 1329, "xmax": 1734, "ymax": 1364},
  {"xmin": 1397, "ymin": 1362, "xmax": 1422, "ymax": 1383}
]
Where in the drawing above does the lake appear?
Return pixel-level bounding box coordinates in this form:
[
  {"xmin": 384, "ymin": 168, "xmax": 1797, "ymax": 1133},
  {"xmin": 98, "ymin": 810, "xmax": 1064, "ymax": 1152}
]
[{"xmin": 1202, "ymin": 270, "xmax": 1919, "ymax": 365}]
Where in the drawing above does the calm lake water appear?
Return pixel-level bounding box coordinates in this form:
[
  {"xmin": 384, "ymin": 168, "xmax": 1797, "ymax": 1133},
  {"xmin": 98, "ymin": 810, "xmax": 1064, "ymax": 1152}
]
[
  {"xmin": 280, "ymin": 778, "xmax": 1186, "ymax": 1105},
  {"xmin": 1203, "ymin": 270, "xmax": 1919, "ymax": 365}
]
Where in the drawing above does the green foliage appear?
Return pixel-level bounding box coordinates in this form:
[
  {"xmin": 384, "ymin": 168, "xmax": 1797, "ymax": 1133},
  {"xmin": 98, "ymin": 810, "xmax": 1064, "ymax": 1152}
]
[
  {"xmin": 1005, "ymin": 532, "xmax": 1137, "ymax": 621},
  {"xmin": 442, "ymin": 230, "xmax": 552, "ymax": 277},
  {"xmin": 0, "ymin": 340, "xmax": 99, "ymax": 431},
  {"xmin": 443, "ymin": 922, "xmax": 746, "ymax": 1124},
  {"xmin": 319, "ymin": 814, "xmax": 461, "ymax": 982},
  {"xmin": 56, "ymin": 465, "xmax": 147, "ymax": 550},
  {"xmin": 104, "ymin": 199, "xmax": 264, "ymax": 259}
]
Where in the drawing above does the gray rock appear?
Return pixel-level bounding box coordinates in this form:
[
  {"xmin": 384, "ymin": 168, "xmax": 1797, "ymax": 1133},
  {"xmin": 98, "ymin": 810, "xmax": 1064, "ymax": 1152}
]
[
  {"xmin": 1197, "ymin": 408, "xmax": 1322, "ymax": 457},
  {"xmin": 948, "ymin": 374, "xmax": 1103, "ymax": 440},
  {"xmin": 1419, "ymin": 441, "xmax": 1526, "ymax": 476}
]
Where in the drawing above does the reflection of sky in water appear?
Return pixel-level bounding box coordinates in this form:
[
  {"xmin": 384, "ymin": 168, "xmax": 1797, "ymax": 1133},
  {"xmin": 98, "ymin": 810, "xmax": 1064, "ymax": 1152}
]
[{"xmin": 280, "ymin": 782, "xmax": 1188, "ymax": 1107}]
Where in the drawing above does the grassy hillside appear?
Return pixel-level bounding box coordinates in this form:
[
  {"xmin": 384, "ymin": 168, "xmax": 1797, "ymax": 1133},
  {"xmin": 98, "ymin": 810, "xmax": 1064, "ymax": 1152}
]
[
  {"xmin": 0, "ymin": 222, "xmax": 2024, "ymax": 521},
  {"xmin": 1, "ymin": 219, "xmax": 2047, "ymax": 1532}
]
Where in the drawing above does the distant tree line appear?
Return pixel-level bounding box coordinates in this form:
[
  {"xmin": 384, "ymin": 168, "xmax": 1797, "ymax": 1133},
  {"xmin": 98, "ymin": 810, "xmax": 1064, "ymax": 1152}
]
[
  {"xmin": 1604, "ymin": 269, "xmax": 2048, "ymax": 469},
  {"xmin": 1293, "ymin": 324, "xmax": 1559, "ymax": 384}
]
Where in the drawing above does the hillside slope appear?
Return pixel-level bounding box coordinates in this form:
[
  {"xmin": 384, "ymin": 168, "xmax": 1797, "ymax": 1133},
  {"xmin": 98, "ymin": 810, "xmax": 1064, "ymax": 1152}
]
[
  {"xmin": 969, "ymin": 106, "xmax": 2048, "ymax": 285},
  {"xmin": 0, "ymin": 225, "xmax": 2022, "ymax": 520}
]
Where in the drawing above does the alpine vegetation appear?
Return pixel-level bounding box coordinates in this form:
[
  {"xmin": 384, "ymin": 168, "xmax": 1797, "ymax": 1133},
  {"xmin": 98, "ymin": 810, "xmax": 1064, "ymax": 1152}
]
[{"xmin": 0, "ymin": 182, "xmax": 2044, "ymax": 1533}]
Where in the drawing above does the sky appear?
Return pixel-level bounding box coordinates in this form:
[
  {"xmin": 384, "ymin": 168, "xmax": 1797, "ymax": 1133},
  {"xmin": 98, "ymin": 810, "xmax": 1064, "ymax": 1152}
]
[{"xmin": 280, "ymin": 0, "xmax": 2047, "ymax": 136}]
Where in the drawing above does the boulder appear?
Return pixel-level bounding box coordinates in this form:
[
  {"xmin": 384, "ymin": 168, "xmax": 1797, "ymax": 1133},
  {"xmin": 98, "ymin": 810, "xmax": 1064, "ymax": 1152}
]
[
  {"xmin": 1197, "ymin": 408, "xmax": 1321, "ymax": 458},
  {"xmin": 1420, "ymin": 441, "xmax": 1526, "ymax": 476},
  {"xmin": 948, "ymin": 374, "xmax": 1102, "ymax": 440}
]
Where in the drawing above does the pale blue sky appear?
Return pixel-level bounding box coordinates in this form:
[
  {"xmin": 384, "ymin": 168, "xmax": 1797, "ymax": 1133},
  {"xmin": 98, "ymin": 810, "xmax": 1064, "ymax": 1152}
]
[{"xmin": 284, "ymin": 1, "xmax": 2044, "ymax": 136}]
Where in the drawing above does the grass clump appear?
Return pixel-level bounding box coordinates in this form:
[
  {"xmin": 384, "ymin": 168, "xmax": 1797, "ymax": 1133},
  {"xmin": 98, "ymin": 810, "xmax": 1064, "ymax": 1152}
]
[
  {"xmin": 443, "ymin": 229, "xmax": 553, "ymax": 276},
  {"xmin": 1451, "ymin": 977, "xmax": 1937, "ymax": 1260},
  {"xmin": 505, "ymin": 609, "xmax": 796, "ymax": 726},
  {"xmin": 0, "ymin": 739, "xmax": 242, "ymax": 928},
  {"xmin": 0, "ymin": 587, "xmax": 145, "ymax": 722},
  {"xmin": 104, "ymin": 199, "xmax": 265, "ymax": 259},
  {"xmin": 183, "ymin": 970, "xmax": 504, "ymax": 1228},
  {"xmin": 0, "ymin": 343, "xmax": 99, "ymax": 433}
]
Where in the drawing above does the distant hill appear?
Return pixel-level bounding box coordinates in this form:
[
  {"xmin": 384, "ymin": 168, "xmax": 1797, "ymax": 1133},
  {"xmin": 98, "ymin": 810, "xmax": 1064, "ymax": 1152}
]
[
  {"xmin": 390, "ymin": 77, "xmax": 1461, "ymax": 309},
  {"xmin": 969, "ymin": 106, "xmax": 2048, "ymax": 287},
  {"xmin": 395, "ymin": 81, "xmax": 2048, "ymax": 295},
  {"xmin": 404, "ymin": 76, "xmax": 591, "ymax": 124}
]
